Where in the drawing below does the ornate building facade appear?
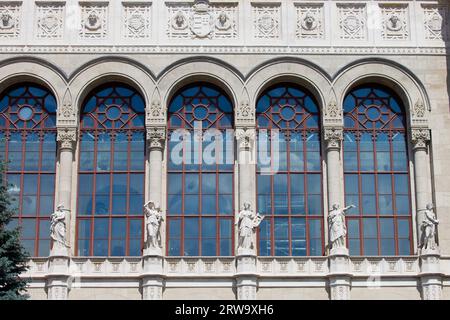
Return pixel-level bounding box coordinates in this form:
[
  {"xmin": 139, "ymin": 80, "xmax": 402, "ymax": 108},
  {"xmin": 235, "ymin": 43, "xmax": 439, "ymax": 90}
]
[{"xmin": 0, "ymin": 0, "xmax": 450, "ymax": 300}]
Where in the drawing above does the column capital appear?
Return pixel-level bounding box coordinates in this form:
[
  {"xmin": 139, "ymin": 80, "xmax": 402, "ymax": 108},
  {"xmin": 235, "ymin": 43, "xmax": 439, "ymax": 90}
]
[
  {"xmin": 147, "ymin": 127, "xmax": 166, "ymax": 150},
  {"xmin": 57, "ymin": 127, "xmax": 77, "ymax": 150},
  {"xmin": 411, "ymin": 128, "xmax": 431, "ymax": 150},
  {"xmin": 323, "ymin": 127, "xmax": 343, "ymax": 150},
  {"xmin": 236, "ymin": 127, "xmax": 256, "ymax": 151}
]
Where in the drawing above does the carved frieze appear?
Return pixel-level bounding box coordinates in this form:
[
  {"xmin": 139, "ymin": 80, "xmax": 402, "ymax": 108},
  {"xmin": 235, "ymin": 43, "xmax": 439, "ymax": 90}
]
[
  {"xmin": 166, "ymin": 1, "xmax": 238, "ymax": 39},
  {"xmin": 423, "ymin": 5, "xmax": 448, "ymax": 41},
  {"xmin": 0, "ymin": 2, "xmax": 21, "ymax": 38},
  {"xmin": 79, "ymin": 3, "xmax": 108, "ymax": 39},
  {"xmin": 338, "ymin": 4, "xmax": 367, "ymax": 40},
  {"xmin": 123, "ymin": 3, "xmax": 151, "ymax": 39},
  {"xmin": 381, "ymin": 4, "xmax": 409, "ymax": 40},
  {"xmin": 253, "ymin": 4, "xmax": 281, "ymax": 39},
  {"xmin": 36, "ymin": 2, "xmax": 64, "ymax": 39},
  {"xmin": 296, "ymin": 4, "xmax": 324, "ymax": 40}
]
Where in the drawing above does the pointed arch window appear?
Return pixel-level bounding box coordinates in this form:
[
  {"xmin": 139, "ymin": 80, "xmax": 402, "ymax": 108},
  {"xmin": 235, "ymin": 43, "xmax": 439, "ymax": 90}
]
[
  {"xmin": 76, "ymin": 83, "xmax": 146, "ymax": 256},
  {"xmin": 256, "ymin": 84, "xmax": 324, "ymax": 256},
  {"xmin": 0, "ymin": 84, "xmax": 57, "ymax": 257},
  {"xmin": 343, "ymin": 85, "xmax": 413, "ymax": 255}
]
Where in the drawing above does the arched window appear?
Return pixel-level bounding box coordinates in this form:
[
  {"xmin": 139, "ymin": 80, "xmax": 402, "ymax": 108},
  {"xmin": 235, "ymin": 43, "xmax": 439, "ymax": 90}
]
[
  {"xmin": 0, "ymin": 83, "xmax": 57, "ymax": 257},
  {"xmin": 256, "ymin": 84, "xmax": 323, "ymax": 256},
  {"xmin": 167, "ymin": 83, "xmax": 234, "ymax": 256},
  {"xmin": 77, "ymin": 83, "xmax": 146, "ymax": 256},
  {"xmin": 343, "ymin": 84, "xmax": 412, "ymax": 256}
]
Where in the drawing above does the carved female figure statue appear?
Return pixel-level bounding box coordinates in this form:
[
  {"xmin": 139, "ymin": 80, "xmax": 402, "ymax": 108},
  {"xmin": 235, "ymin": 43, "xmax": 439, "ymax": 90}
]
[
  {"xmin": 328, "ymin": 204, "xmax": 355, "ymax": 250},
  {"xmin": 144, "ymin": 200, "xmax": 163, "ymax": 249},
  {"xmin": 50, "ymin": 204, "xmax": 69, "ymax": 249},
  {"xmin": 420, "ymin": 203, "xmax": 439, "ymax": 251},
  {"xmin": 236, "ymin": 202, "xmax": 264, "ymax": 250}
]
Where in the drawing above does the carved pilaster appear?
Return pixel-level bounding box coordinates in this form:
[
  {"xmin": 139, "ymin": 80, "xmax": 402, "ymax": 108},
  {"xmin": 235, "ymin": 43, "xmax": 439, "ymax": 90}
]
[
  {"xmin": 411, "ymin": 128, "xmax": 431, "ymax": 150},
  {"xmin": 146, "ymin": 127, "xmax": 166, "ymax": 150},
  {"xmin": 323, "ymin": 127, "xmax": 343, "ymax": 150},
  {"xmin": 57, "ymin": 128, "xmax": 77, "ymax": 150},
  {"xmin": 236, "ymin": 128, "xmax": 255, "ymax": 151}
]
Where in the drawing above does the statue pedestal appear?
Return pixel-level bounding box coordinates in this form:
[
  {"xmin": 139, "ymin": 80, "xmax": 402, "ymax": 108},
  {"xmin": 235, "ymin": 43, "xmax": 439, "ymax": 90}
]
[
  {"xmin": 141, "ymin": 251, "xmax": 164, "ymax": 300},
  {"xmin": 328, "ymin": 248, "xmax": 351, "ymax": 300},
  {"xmin": 236, "ymin": 252, "xmax": 257, "ymax": 300},
  {"xmin": 419, "ymin": 249, "xmax": 442, "ymax": 300},
  {"xmin": 47, "ymin": 250, "xmax": 70, "ymax": 300}
]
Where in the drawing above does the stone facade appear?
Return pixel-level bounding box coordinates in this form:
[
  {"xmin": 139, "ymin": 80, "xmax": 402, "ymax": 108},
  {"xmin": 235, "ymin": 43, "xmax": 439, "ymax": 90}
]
[{"xmin": 1, "ymin": 0, "xmax": 450, "ymax": 300}]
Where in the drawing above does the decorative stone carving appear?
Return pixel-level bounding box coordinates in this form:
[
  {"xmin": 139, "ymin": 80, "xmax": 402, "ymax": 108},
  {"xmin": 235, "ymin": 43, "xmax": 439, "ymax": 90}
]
[
  {"xmin": 236, "ymin": 128, "xmax": 255, "ymax": 151},
  {"xmin": 57, "ymin": 128, "xmax": 77, "ymax": 150},
  {"xmin": 328, "ymin": 204, "xmax": 355, "ymax": 253},
  {"xmin": 143, "ymin": 286, "xmax": 162, "ymax": 300},
  {"xmin": 237, "ymin": 285, "xmax": 256, "ymax": 300},
  {"xmin": 0, "ymin": 3, "xmax": 21, "ymax": 38},
  {"xmin": 381, "ymin": 5, "xmax": 409, "ymax": 40},
  {"xmin": 148, "ymin": 99, "xmax": 164, "ymax": 122},
  {"xmin": 323, "ymin": 127, "xmax": 343, "ymax": 150},
  {"xmin": 413, "ymin": 99, "xmax": 426, "ymax": 118},
  {"xmin": 166, "ymin": 1, "xmax": 237, "ymax": 39},
  {"xmin": 50, "ymin": 204, "xmax": 70, "ymax": 253},
  {"xmin": 422, "ymin": 284, "xmax": 442, "ymax": 300},
  {"xmin": 338, "ymin": 4, "xmax": 366, "ymax": 40},
  {"xmin": 123, "ymin": 3, "xmax": 151, "ymax": 39},
  {"xmin": 423, "ymin": 5, "xmax": 448, "ymax": 41},
  {"xmin": 411, "ymin": 128, "xmax": 431, "ymax": 150},
  {"xmin": 330, "ymin": 284, "xmax": 350, "ymax": 300},
  {"xmin": 253, "ymin": 4, "xmax": 281, "ymax": 39},
  {"xmin": 144, "ymin": 201, "xmax": 164, "ymax": 254},
  {"xmin": 236, "ymin": 100, "xmax": 254, "ymax": 124},
  {"xmin": 296, "ymin": 4, "xmax": 324, "ymax": 39},
  {"xmin": 236, "ymin": 202, "xmax": 264, "ymax": 253},
  {"xmin": 36, "ymin": 3, "xmax": 64, "ymax": 39},
  {"xmin": 147, "ymin": 127, "xmax": 166, "ymax": 149},
  {"xmin": 80, "ymin": 3, "xmax": 108, "ymax": 39},
  {"xmin": 420, "ymin": 203, "xmax": 439, "ymax": 252},
  {"xmin": 57, "ymin": 89, "xmax": 76, "ymax": 126}
]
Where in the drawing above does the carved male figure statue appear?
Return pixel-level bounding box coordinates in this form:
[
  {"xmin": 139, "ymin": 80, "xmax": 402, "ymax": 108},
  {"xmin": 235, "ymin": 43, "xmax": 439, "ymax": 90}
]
[
  {"xmin": 144, "ymin": 200, "xmax": 164, "ymax": 250},
  {"xmin": 328, "ymin": 204, "xmax": 355, "ymax": 250},
  {"xmin": 236, "ymin": 202, "xmax": 264, "ymax": 251},
  {"xmin": 50, "ymin": 204, "xmax": 70, "ymax": 250},
  {"xmin": 420, "ymin": 203, "xmax": 439, "ymax": 251}
]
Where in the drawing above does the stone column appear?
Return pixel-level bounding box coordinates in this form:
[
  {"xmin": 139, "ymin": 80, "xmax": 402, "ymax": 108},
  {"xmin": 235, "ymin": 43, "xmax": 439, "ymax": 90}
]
[
  {"xmin": 141, "ymin": 127, "xmax": 166, "ymax": 300},
  {"xmin": 46, "ymin": 128, "xmax": 77, "ymax": 300},
  {"xmin": 235, "ymin": 128, "xmax": 258, "ymax": 300},
  {"xmin": 324, "ymin": 127, "xmax": 344, "ymax": 211},
  {"xmin": 420, "ymin": 251, "xmax": 443, "ymax": 300}
]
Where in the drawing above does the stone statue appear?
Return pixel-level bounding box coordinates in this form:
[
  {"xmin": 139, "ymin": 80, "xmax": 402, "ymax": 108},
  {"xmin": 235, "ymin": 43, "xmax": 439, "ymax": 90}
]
[
  {"xmin": 420, "ymin": 203, "xmax": 439, "ymax": 251},
  {"xmin": 236, "ymin": 202, "xmax": 264, "ymax": 251},
  {"xmin": 328, "ymin": 204, "xmax": 355, "ymax": 251},
  {"xmin": 50, "ymin": 204, "xmax": 70, "ymax": 250},
  {"xmin": 144, "ymin": 200, "xmax": 164, "ymax": 250}
]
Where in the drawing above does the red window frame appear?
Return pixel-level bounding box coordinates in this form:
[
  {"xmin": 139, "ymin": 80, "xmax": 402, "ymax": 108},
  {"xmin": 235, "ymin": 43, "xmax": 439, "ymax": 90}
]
[
  {"xmin": 256, "ymin": 83, "xmax": 324, "ymax": 256},
  {"xmin": 76, "ymin": 83, "xmax": 146, "ymax": 256},
  {"xmin": 166, "ymin": 83, "xmax": 235, "ymax": 256},
  {"xmin": 343, "ymin": 84, "xmax": 414, "ymax": 256},
  {"xmin": 0, "ymin": 83, "xmax": 57, "ymax": 257}
]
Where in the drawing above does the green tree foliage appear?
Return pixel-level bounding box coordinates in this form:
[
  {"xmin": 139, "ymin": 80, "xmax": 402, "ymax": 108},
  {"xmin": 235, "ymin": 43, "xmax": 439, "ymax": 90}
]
[{"xmin": 0, "ymin": 161, "xmax": 30, "ymax": 300}]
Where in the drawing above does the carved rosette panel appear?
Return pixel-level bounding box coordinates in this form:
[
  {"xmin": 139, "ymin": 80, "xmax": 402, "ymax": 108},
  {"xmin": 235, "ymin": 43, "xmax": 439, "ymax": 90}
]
[
  {"xmin": 411, "ymin": 128, "xmax": 431, "ymax": 150},
  {"xmin": 324, "ymin": 127, "xmax": 343, "ymax": 150},
  {"xmin": 237, "ymin": 285, "xmax": 256, "ymax": 300},
  {"xmin": 338, "ymin": 4, "xmax": 366, "ymax": 40},
  {"xmin": 79, "ymin": 3, "xmax": 108, "ymax": 39},
  {"xmin": 296, "ymin": 4, "xmax": 324, "ymax": 40},
  {"xmin": 236, "ymin": 100, "xmax": 255, "ymax": 125},
  {"xmin": 36, "ymin": 3, "xmax": 65, "ymax": 39},
  {"xmin": 57, "ymin": 128, "xmax": 78, "ymax": 150},
  {"xmin": 252, "ymin": 4, "xmax": 281, "ymax": 39},
  {"xmin": 166, "ymin": 2, "xmax": 238, "ymax": 39},
  {"xmin": 423, "ymin": 5, "xmax": 448, "ymax": 41},
  {"xmin": 236, "ymin": 128, "xmax": 256, "ymax": 151},
  {"xmin": 143, "ymin": 285, "xmax": 162, "ymax": 300},
  {"xmin": 147, "ymin": 127, "xmax": 166, "ymax": 150},
  {"xmin": 330, "ymin": 285, "xmax": 350, "ymax": 300},
  {"xmin": 0, "ymin": 3, "xmax": 21, "ymax": 38},
  {"xmin": 123, "ymin": 3, "xmax": 151, "ymax": 39},
  {"xmin": 381, "ymin": 4, "xmax": 409, "ymax": 41}
]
